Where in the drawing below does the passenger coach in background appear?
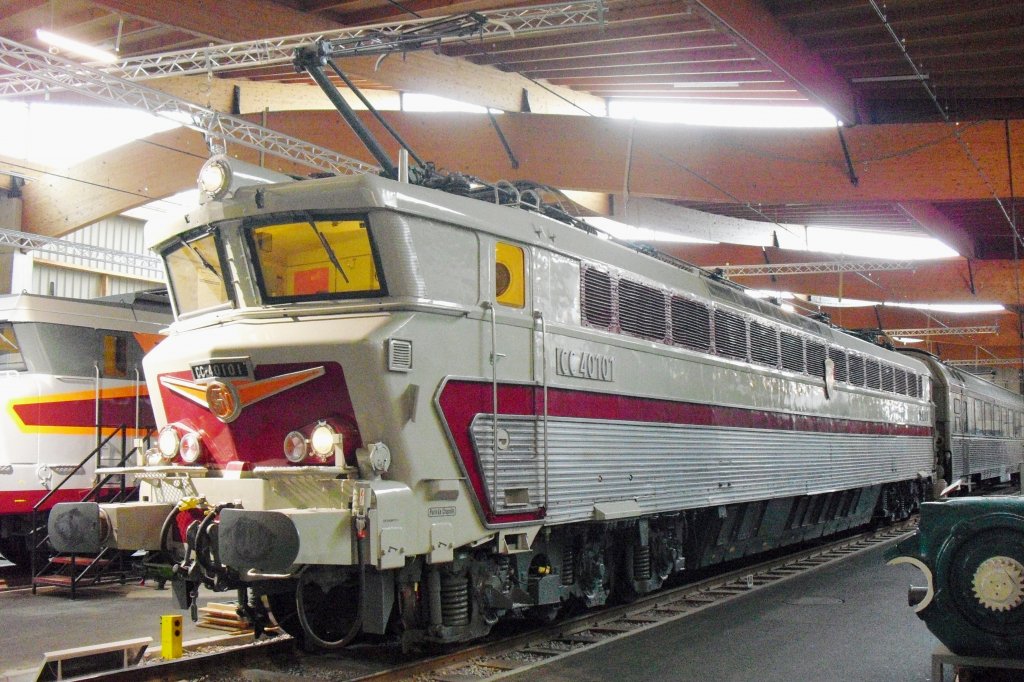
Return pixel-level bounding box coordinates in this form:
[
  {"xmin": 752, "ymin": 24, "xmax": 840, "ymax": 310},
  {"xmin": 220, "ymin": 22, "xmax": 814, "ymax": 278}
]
[{"xmin": 0, "ymin": 291, "xmax": 169, "ymax": 566}]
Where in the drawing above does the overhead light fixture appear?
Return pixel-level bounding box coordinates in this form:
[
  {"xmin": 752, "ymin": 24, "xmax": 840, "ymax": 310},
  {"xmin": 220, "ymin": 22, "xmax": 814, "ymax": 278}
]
[
  {"xmin": 673, "ymin": 81, "xmax": 742, "ymax": 89},
  {"xmin": 36, "ymin": 29, "xmax": 118, "ymax": 64},
  {"xmin": 850, "ymin": 74, "xmax": 929, "ymax": 83}
]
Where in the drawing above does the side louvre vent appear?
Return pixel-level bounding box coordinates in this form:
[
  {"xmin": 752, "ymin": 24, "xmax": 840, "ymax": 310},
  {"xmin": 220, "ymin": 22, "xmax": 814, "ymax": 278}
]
[
  {"xmin": 894, "ymin": 368, "xmax": 908, "ymax": 395},
  {"xmin": 848, "ymin": 354, "xmax": 865, "ymax": 386},
  {"xmin": 806, "ymin": 341, "xmax": 826, "ymax": 377},
  {"xmin": 671, "ymin": 297, "xmax": 711, "ymax": 352},
  {"xmin": 828, "ymin": 348, "xmax": 848, "ymax": 383},
  {"xmin": 881, "ymin": 364, "xmax": 895, "ymax": 393},
  {"xmin": 619, "ymin": 279, "xmax": 666, "ymax": 341},
  {"xmin": 866, "ymin": 359, "xmax": 881, "ymax": 389},
  {"xmin": 750, "ymin": 321, "xmax": 779, "ymax": 366},
  {"xmin": 714, "ymin": 309, "xmax": 748, "ymax": 360},
  {"xmin": 387, "ymin": 338, "xmax": 413, "ymax": 372},
  {"xmin": 582, "ymin": 268, "xmax": 613, "ymax": 330},
  {"xmin": 780, "ymin": 332, "xmax": 804, "ymax": 372}
]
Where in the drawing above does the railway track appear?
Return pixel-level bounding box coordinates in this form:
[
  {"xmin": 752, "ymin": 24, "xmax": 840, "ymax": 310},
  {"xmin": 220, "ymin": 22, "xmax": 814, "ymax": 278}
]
[{"xmin": 85, "ymin": 518, "xmax": 918, "ymax": 682}]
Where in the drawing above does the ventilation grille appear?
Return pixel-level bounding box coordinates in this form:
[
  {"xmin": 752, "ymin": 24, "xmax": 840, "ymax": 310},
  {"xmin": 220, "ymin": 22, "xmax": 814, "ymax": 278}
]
[
  {"xmin": 881, "ymin": 364, "xmax": 894, "ymax": 393},
  {"xmin": 714, "ymin": 309, "xmax": 748, "ymax": 360},
  {"xmin": 576, "ymin": 262, "xmax": 923, "ymax": 397},
  {"xmin": 750, "ymin": 321, "xmax": 778, "ymax": 366},
  {"xmin": 866, "ymin": 360, "xmax": 881, "ymax": 389},
  {"xmin": 671, "ymin": 296, "xmax": 711, "ymax": 352},
  {"xmin": 387, "ymin": 338, "xmax": 413, "ymax": 372},
  {"xmin": 806, "ymin": 341, "xmax": 826, "ymax": 377},
  {"xmin": 582, "ymin": 268, "xmax": 613, "ymax": 329},
  {"xmin": 848, "ymin": 355, "xmax": 865, "ymax": 386},
  {"xmin": 894, "ymin": 368, "xmax": 908, "ymax": 395},
  {"xmin": 828, "ymin": 348, "xmax": 848, "ymax": 383},
  {"xmin": 780, "ymin": 332, "xmax": 804, "ymax": 372},
  {"xmin": 619, "ymin": 280, "xmax": 666, "ymax": 341}
]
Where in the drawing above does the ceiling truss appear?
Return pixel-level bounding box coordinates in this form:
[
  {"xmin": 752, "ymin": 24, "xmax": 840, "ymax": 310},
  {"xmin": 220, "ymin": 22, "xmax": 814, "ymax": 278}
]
[
  {"xmin": 0, "ymin": 226, "xmax": 163, "ymax": 279},
  {"xmin": 715, "ymin": 259, "xmax": 918, "ymax": 277},
  {"xmin": 0, "ymin": 38, "xmax": 376, "ymax": 176},
  {"xmin": 886, "ymin": 326, "xmax": 999, "ymax": 338},
  {"xmin": 0, "ymin": 1, "xmax": 606, "ymax": 98}
]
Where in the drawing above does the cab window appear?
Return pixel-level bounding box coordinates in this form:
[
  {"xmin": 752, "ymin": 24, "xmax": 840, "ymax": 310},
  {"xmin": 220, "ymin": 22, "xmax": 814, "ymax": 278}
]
[
  {"xmin": 247, "ymin": 216, "xmax": 385, "ymax": 302},
  {"xmin": 0, "ymin": 322, "xmax": 25, "ymax": 372},
  {"xmin": 163, "ymin": 229, "xmax": 230, "ymax": 316},
  {"xmin": 495, "ymin": 242, "xmax": 525, "ymax": 308}
]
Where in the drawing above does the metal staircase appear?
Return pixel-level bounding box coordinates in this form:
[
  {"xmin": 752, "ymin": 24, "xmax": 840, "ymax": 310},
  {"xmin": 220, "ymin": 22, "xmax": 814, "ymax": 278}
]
[{"xmin": 30, "ymin": 426, "xmax": 151, "ymax": 598}]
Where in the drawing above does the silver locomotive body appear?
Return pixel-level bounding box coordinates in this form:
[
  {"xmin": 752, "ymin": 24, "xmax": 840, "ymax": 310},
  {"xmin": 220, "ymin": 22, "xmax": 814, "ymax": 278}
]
[{"xmin": 50, "ymin": 173, "xmax": 941, "ymax": 647}]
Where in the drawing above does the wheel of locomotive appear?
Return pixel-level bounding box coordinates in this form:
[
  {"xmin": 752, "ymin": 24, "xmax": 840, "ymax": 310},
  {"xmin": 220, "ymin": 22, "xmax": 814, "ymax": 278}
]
[
  {"xmin": 260, "ymin": 585, "xmax": 304, "ymax": 640},
  {"xmin": 931, "ymin": 524, "xmax": 1024, "ymax": 657},
  {"xmin": 293, "ymin": 566, "xmax": 362, "ymax": 649}
]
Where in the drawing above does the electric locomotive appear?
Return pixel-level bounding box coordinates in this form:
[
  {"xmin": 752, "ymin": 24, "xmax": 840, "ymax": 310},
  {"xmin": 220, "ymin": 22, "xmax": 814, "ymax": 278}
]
[
  {"xmin": 48, "ymin": 163, "xmax": 937, "ymax": 648},
  {"xmin": 0, "ymin": 291, "xmax": 168, "ymax": 566}
]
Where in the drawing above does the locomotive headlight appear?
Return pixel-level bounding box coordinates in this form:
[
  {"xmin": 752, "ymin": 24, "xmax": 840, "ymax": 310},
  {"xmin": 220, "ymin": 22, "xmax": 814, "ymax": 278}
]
[
  {"xmin": 283, "ymin": 430, "xmax": 308, "ymax": 463},
  {"xmin": 179, "ymin": 431, "xmax": 205, "ymax": 464},
  {"xmin": 309, "ymin": 421, "xmax": 341, "ymax": 458},
  {"xmin": 157, "ymin": 425, "xmax": 181, "ymax": 460},
  {"xmin": 197, "ymin": 155, "xmax": 232, "ymax": 201}
]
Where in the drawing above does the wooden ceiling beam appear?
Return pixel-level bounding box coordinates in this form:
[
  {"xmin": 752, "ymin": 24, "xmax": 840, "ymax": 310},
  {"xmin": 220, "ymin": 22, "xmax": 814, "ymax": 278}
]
[
  {"xmin": 690, "ymin": 0, "xmax": 867, "ymax": 125},
  {"xmin": 467, "ymin": 32, "xmax": 735, "ymax": 67},
  {"xmin": 13, "ymin": 112, "xmax": 1024, "ymax": 240},
  {"xmin": 441, "ymin": 17, "xmax": 708, "ymax": 59},
  {"xmin": 252, "ymin": 111, "xmax": 1024, "ymax": 204}
]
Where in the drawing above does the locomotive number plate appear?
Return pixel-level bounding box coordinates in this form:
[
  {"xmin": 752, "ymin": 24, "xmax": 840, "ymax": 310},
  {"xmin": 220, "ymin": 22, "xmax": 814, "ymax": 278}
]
[{"xmin": 190, "ymin": 357, "xmax": 253, "ymax": 382}]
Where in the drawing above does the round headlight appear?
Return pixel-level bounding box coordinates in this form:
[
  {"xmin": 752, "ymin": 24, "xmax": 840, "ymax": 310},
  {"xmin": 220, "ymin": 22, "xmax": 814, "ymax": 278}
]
[
  {"xmin": 309, "ymin": 422, "xmax": 339, "ymax": 458},
  {"xmin": 197, "ymin": 156, "xmax": 232, "ymax": 200},
  {"xmin": 179, "ymin": 431, "xmax": 205, "ymax": 464},
  {"xmin": 157, "ymin": 425, "xmax": 181, "ymax": 460},
  {"xmin": 283, "ymin": 430, "xmax": 308, "ymax": 463},
  {"xmin": 145, "ymin": 448, "xmax": 165, "ymax": 466}
]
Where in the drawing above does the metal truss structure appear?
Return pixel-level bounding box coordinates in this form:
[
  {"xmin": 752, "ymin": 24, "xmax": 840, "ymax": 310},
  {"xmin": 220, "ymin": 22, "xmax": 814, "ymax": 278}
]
[
  {"xmin": 946, "ymin": 358, "xmax": 1022, "ymax": 367},
  {"xmin": 0, "ymin": 38, "xmax": 377, "ymax": 177},
  {"xmin": 0, "ymin": 226, "xmax": 164, "ymax": 280},
  {"xmin": 716, "ymin": 259, "xmax": 918, "ymax": 277},
  {"xmin": 0, "ymin": 2, "xmax": 604, "ymax": 97},
  {"xmin": 887, "ymin": 325, "xmax": 999, "ymax": 337}
]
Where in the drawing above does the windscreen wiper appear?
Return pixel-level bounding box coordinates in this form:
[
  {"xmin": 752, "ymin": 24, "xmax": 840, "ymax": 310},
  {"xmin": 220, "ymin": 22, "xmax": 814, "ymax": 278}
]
[
  {"xmin": 306, "ymin": 217, "xmax": 349, "ymax": 284},
  {"xmin": 177, "ymin": 236, "xmax": 223, "ymax": 281}
]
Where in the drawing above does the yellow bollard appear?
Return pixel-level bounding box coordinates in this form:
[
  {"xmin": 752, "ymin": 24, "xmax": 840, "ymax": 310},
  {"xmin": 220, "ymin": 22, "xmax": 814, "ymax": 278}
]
[{"xmin": 160, "ymin": 614, "xmax": 183, "ymax": 659}]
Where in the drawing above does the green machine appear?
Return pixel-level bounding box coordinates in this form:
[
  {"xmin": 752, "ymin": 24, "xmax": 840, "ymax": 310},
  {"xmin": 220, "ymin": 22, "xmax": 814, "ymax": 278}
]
[{"xmin": 886, "ymin": 497, "xmax": 1024, "ymax": 658}]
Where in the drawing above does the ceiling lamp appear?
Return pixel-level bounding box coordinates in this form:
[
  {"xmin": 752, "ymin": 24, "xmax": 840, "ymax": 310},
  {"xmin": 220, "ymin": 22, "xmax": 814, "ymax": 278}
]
[{"xmin": 36, "ymin": 29, "xmax": 118, "ymax": 64}]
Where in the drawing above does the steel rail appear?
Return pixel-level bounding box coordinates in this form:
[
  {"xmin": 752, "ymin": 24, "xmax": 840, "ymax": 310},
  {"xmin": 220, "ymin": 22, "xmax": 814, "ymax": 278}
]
[
  {"xmin": 85, "ymin": 518, "xmax": 916, "ymax": 681},
  {"xmin": 354, "ymin": 519, "xmax": 918, "ymax": 682}
]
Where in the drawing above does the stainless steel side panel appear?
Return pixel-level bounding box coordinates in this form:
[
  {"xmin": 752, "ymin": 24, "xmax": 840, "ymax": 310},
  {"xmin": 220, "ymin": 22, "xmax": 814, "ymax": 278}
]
[{"xmin": 471, "ymin": 415, "xmax": 932, "ymax": 524}]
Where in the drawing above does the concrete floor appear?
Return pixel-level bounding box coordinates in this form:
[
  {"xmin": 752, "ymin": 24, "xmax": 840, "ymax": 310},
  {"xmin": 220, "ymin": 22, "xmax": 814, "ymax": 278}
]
[
  {"xmin": 0, "ymin": 572, "xmax": 220, "ymax": 680},
  {"xmin": 507, "ymin": 540, "xmax": 942, "ymax": 682},
  {"xmin": 0, "ymin": 539, "xmax": 947, "ymax": 682}
]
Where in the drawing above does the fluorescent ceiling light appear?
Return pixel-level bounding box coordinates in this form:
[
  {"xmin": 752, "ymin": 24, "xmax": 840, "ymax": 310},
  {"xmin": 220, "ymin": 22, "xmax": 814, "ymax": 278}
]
[
  {"xmin": 673, "ymin": 81, "xmax": 741, "ymax": 89},
  {"xmin": 892, "ymin": 337, "xmax": 924, "ymax": 344},
  {"xmin": 36, "ymin": 29, "xmax": 117, "ymax": 64},
  {"xmin": 884, "ymin": 301, "xmax": 1005, "ymax": 314}
]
